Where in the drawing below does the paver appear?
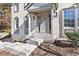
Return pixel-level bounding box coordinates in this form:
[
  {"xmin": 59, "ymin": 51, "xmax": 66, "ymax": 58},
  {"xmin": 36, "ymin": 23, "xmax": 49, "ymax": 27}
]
[{"xmin": 0, "ymin": 37, "xmax": 44, "ymax": 56}]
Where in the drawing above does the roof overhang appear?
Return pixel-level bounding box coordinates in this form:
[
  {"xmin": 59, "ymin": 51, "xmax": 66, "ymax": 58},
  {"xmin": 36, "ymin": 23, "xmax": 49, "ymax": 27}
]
[{"xmin": 26, "ymin": 3, "xmax": 52, "ymax": 13}]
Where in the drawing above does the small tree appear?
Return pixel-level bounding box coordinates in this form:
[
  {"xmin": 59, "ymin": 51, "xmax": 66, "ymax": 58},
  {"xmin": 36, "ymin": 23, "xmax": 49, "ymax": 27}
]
[{"xmin": 0, "ymin": 3, "xmax": 11, "ymax": 10}]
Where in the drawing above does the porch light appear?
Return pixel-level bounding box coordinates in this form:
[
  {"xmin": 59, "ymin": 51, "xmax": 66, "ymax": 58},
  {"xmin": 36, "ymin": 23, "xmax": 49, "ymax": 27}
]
[
  {"xmin": 73, "ymin": 3, "xmax": 79, "ymax": 8},
  {"xmin": 73, "ymin": 4, "xmax": 77, "ymax": 8}
]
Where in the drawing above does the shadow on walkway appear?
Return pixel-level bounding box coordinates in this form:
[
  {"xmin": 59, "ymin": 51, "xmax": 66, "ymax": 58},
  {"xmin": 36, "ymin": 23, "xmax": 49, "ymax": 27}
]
[{"xmin": 1, "ymin": 37, "xmax": 13, "ymax": 43}]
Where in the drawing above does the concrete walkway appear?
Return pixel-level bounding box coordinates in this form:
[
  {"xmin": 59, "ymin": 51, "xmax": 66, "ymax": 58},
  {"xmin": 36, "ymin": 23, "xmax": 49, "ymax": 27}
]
[{"xmin": 0, "ymin": 38, "xmax": 44, "ymax": 56}]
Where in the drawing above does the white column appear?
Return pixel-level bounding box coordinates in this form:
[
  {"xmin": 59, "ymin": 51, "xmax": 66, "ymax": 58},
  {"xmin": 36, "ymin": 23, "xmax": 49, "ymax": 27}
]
[
  {"xmin": 28, "ymin": 13, "xmax": 31, "ymax": 34},
  {"xmin": 35, "ymin": 15, "xmax": 38, "ymax": 32},
  {"xmin": 51, "ymin": 8, "xmax": 59, "ymax": 39},
  {"xmin": 61, "ymin": 10, "xmax": 65, "ymax": 36},
  {"xmin": 75, "ymin": 8, "xmax": 78, "ymax": 32},
  {"xmin": 51, "ymin": 9, "xmax": 54, "ymax": 36}
]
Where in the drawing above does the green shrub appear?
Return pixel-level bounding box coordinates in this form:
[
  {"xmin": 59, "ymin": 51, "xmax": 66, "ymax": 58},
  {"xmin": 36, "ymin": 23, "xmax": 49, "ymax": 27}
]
[
  {"xmin": 65, "ymin": 32, "xmax": 79, "ymax": 47},
  {"xmin": 3, "ymin": 28, "xmax": 11, "ymax": 33}
]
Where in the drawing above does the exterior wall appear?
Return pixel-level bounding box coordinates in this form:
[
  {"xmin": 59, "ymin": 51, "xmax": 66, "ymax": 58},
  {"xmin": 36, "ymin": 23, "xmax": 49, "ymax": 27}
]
[
  {"xmin": 58, "ymin": 3, "xmax": 75, "ymax": 37},
  {"xmin": 11, "ymin": 3, "xmax": 29, "ymax": 41},
  {"xmin": 59, "ymin": 3, "xmax": 79, "ymax": 37},
  {"xmin": 11, "ymin": 3, "xmax": 76, "ymax": 41},
  {"xmin": 51, "ymin": 3, "xmax": 74, "ymax": 39}
]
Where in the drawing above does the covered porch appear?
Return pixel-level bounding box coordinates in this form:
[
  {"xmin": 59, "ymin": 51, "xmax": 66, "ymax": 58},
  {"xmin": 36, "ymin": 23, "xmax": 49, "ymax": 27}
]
[{"xmin": 25, "ymin": 3, "xmax": 55, "ymax": 42}]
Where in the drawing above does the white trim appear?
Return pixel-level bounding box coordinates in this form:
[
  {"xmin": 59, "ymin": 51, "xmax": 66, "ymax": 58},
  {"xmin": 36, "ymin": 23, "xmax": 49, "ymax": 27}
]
[
  {"xmin": 64, "ymin": 27, "xmax": 75, "ymax": 29},
  {"xmin": 77, "ymin": 27, "xmax": 79, "ymax": 29}
]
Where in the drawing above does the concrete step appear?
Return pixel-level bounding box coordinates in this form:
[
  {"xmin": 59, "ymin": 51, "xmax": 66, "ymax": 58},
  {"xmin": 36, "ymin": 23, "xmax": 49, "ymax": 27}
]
[
  {"xmin": 33, "ymin": 33, "xmax": 53, "ymax": 42},
  {"xmin": 25, "ymin": 33, "xmax": 54, "ymax": 43},
  {"xmin": 26, "ymin": 38, "xmax": 44, "ymax": 46}
]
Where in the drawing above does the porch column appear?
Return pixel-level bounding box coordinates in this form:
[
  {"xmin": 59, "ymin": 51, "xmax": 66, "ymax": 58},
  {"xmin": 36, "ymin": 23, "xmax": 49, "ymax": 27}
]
[
  {"xmin": 28, "ymin": 12, "xmax": 31, "ymax": 34},
  {"xmin": 75, "ymin": 8, "xmax": 78, "ymax": 32},
  {"xmin": 58, "ymin": 10, "xmax": 64, "ymax": 37},
  {"xmin": 35, "ymin": 15, "xmax": 38, "ymax": 32},
  {"xmin": 61, "ymin": 10, "xmax": 65, "ymax": 37},
  {"xmin": 51, "ymin": 9, "xmax": 54, "ymax": 36},
  {"xmin": 51, "ymin": 8, "xmax": 59, "ymax": 40}
]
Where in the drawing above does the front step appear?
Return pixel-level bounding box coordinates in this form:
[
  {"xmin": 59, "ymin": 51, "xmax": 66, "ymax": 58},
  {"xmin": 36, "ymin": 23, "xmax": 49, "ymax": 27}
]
[
  {"xmin": 25, "ymin": 33, "xmax": 54, "ymax": 43},
  {"xmin": 34, "ymin": 33, "xmax": 54, "ymax": 42},
  {"xmin": 26, "ymin": 38, "xmax": 44, "ymax": 46}
]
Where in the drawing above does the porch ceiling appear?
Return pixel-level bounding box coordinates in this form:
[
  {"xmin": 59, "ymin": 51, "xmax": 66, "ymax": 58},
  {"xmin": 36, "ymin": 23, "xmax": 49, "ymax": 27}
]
[
  {"xmin": 28, "ymin": 7, "xmax": 51, "ymax": 13},
  {"xmin": 27, "ymin": 3, "xmax": 52, "ymax": 13}
]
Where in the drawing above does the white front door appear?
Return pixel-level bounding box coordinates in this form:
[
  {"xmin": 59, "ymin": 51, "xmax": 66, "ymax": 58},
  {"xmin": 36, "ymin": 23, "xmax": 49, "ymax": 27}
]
[
  {"xmin": 40, "ymin": 15, "xmax": 46, "ymax": 33},
  {"xmin": 38, "ymin": 14, "xmax": 50, "ymax": 33},
  {"xmin": 31, "ymin": 15, "xmax": 37, "ymax": 32}
]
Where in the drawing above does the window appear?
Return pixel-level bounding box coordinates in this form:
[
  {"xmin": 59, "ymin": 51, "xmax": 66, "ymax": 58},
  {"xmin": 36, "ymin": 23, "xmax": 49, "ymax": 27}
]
[
  {"xmin": 49, "ymin": 14, "xmax": 51, "ymax": 33},
  {"xmin": 24, "ymin": 16, "xmax": 29, "ymax": 34},
  {"xmin": 15, "ymin": 17, "xmax": 19, "ymax": 34},
  {"xmin": 14, "ymin": 3, "xmax": 19, "ymax": 12},
  {"xmin": 64, "ymin": 8, "xmax": 75, "ymax": 27}
]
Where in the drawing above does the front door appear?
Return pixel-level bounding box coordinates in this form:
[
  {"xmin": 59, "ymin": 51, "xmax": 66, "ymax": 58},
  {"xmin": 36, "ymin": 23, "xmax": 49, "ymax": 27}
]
[
  {"xmin": 40, "ymin": 15, "xmax": 46, "ymax": 33},
  {"xmin": 38, "ymin": 13, "xmax": 51, "ymax": 33}
]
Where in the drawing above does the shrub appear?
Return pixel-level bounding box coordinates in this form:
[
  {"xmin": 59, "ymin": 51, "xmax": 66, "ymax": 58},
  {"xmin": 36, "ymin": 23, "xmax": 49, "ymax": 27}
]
[
  {"xmin": 65, "ymin": 32, "xmax": 79, "ymax": 48},
  {"xmin": 3, "ymin": 27, "xmax": 11, "ymax": 33}
]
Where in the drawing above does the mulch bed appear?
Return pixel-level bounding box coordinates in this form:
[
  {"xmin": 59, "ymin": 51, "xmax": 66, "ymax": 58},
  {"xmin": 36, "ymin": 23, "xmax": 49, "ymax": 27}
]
[
  {"xmin": 0, "ymin": 49, "xmax": 15, "ymax": 56},
  {"xmin": 31, "ymin": 40, "xmax": 79, "ymax": 56}
]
